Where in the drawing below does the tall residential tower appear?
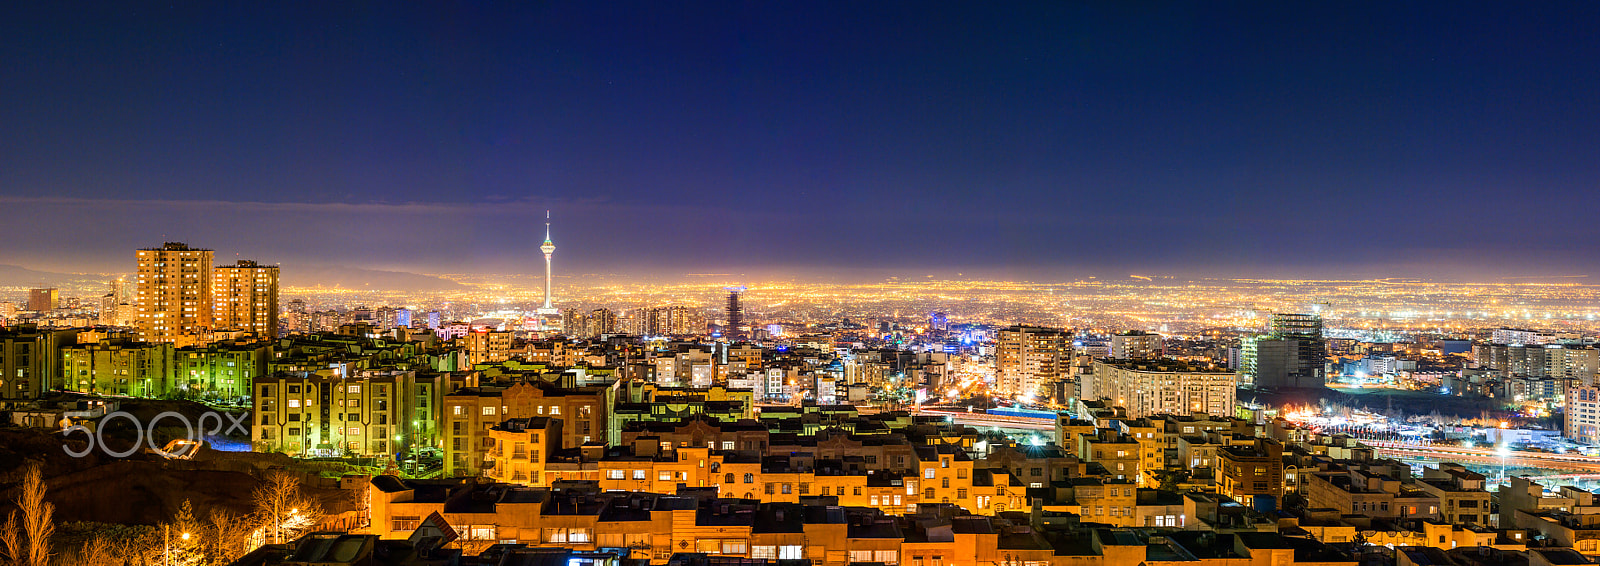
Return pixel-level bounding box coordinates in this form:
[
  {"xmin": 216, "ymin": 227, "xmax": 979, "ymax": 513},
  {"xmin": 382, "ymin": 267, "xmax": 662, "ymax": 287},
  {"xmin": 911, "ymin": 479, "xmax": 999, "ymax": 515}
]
[
  {"xmin": 134, "ymin": 242, "xmax": 215, "ymax": 345},
  {"xmin": 996, "ymin": 325, "xmax": 1071, "ymax": 400},
  {"xmin": 214, "ymin": 260, "xmax": 280, "ymax": 338}
]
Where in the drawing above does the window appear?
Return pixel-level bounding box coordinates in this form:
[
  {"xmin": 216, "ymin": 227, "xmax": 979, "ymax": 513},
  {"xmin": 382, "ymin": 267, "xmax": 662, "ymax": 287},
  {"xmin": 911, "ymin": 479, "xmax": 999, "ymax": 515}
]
[
  {"xmin": 780, "ymin": 546, "xmax": 803, "ymax": 560},
  {"xmin": 752, "ymin": 547, "xmax": 777, "ymax": 560},
  {"xmin": 607, "ymin": 469, "xmax": 625, "ymax": 480},
  {"xmin": 391, "ymin": 515, "xmax": 421, "ymax": 532},
  {"xmin": 543, "ymin": 527, "xmax": 591, "ymax": 543},
  {"xmin": 745, "ymin": 473, "xmax": 755, "ymax": 483},
  {"xmin": 925, "ymin": 469, "xmax": 935, "ymax": 479},
  {"xmin": 781, "ymin": 483, "xmax": 791, "ymax": 494},
  {"xmin": 659, "ymin": 471, "xmax": 672, "ymax": 481},
  {"xmin": 725, "ymin": 473, "xmax": 736, "ymax": 484},
  {"xmin": 722, "ymin": 441, "xmax": 735, "ymax": 450},
  {"xmin": 633, "ymin": 470, "xmax": 646, "ymax": 480},
  {"xmin": 482, "ymin": 406, "xmax": 496, "ymax": 416}
]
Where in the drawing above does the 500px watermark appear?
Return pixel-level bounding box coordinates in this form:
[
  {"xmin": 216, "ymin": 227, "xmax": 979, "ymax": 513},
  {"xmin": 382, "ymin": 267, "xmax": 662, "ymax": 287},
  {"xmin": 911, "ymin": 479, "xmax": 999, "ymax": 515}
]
[{"xmin": 62, "ymin": 411, "xmax": 251, "ymax": 458}]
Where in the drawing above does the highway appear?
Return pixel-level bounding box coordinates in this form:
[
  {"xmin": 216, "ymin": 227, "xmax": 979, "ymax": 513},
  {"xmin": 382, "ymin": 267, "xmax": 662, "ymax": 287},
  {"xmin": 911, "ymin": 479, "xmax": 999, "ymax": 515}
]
[
  {"xmin": 906, "ymin": 414, "xmax": 1600, "ymax": 474},
  {"xmin": 916, "ymin": 408, "xmax": 1057, "ymax": 432},
  {"xmin": 1365, "ymin": 440, "xmax": 1600, "ymax": 473}
]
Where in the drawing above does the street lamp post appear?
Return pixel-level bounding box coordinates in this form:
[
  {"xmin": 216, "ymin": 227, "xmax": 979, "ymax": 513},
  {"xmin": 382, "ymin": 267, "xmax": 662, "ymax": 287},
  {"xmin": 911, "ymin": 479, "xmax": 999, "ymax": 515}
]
[
  {"xmin": 1499, "ymin": 443, "xmax": 1512, "ymax": 483},
  {"xmin": 164, "ymin": 526, "xmax": 190, "ymax": 566}
]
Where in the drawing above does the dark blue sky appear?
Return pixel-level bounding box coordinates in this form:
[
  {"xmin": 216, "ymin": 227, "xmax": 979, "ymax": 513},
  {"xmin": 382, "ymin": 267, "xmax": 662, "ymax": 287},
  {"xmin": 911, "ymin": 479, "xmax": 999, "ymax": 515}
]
[{"xmin": 4, "ymin": 2, "xmax": 1598, "ymax": 280}]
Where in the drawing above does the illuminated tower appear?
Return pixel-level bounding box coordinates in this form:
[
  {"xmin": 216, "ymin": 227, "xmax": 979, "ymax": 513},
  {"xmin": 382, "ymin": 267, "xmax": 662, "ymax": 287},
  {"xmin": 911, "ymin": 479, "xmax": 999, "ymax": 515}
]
[
  {"xmin": 135, "ymin": 242, "xmax": 215, "ymax": 344},
  {"xmin": 537, "ymin": 212, "xmax": 559, "ymax": 317},
  {"xmin": 724, "ymin": 287, "xmax": 744, "ymax": 339}
]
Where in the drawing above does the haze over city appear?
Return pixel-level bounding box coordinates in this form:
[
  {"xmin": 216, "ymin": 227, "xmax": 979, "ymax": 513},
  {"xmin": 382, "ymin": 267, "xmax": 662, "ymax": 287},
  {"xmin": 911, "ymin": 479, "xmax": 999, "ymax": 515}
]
[{"xmin": 4, "ymin": 2, "xmax": 1599, "ymax": 279}]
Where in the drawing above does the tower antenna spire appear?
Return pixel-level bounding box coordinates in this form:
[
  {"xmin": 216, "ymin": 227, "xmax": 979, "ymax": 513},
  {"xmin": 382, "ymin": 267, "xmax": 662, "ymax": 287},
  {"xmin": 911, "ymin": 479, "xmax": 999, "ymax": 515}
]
[{"xmin": 538, "ymin": 210, "xmax": 558, "ymax": 326}]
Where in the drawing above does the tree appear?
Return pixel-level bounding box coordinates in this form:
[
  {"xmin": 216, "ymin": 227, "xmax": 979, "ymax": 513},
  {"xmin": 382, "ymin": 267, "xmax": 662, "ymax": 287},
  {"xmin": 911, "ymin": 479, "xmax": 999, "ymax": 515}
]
[
  {"xmin": 68, "ymin": 536, "xmax": 115, "ymax": 566},
  {"xmin": 0, "ymin": 512, "xmax": 19, "ymax": 566},
  {"xmin": 206, "ymin": 508, "xmax": 249, "ymax": 564},
  {"xmin": 0, "ymin": 464, "xmax": 54, "ymax": 566},
  {"xmin": 251, "ymin": 471, "xmax": 323, "ymax": 548},
  {"xmin": 162, "ymin": 499, "xmax": 204, "ymax": 566}
]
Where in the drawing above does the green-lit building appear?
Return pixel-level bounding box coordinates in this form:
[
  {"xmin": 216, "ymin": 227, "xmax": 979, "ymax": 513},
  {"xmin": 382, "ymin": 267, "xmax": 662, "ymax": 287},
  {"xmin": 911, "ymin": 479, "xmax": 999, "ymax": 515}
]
[
  {"xmin": 61, "ymin": 338, "xmax": 174, "ymax": 396},
  {"xmin": 174, "ymin": 339, "xmax": 271, "ymax": 399}
]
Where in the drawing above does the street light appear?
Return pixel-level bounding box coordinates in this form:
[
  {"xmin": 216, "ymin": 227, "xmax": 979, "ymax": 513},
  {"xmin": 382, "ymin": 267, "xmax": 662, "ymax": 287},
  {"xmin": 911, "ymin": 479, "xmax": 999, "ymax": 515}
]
[
  {"xmin": 1499, "ymin": 443, "xmax": 1512, "ymax": 483},
  {"xmin": 164, "ymin": 526, "xmax": 190, "ymax": 566}
]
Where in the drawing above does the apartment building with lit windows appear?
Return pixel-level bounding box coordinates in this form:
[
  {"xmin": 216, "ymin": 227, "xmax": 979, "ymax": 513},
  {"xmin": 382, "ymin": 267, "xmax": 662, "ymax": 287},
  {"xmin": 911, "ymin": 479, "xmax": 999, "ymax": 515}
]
[
  {"xmin": 61, "ymin": 337, "xmax": 173, "ymax": 396},
  {"xmin": 365, "ymin": 478, "xmax": 1358, "ymax": 566},
  {"xmin": 0, "ymin": 324, "xmax": 78, "ymax": 399},
  {"xmin": 253, "ymin": 370, "xmax": 419, "ymax": 458},
  {"xmin": 173, "ymin": 338, "xmax": 269, "ymax": 399},
  {"xmin": 212, "ymin": 259, "xmax": 279, "ymax": 339},
  {"xmin": 995, "ymin": 325, "xmax": 1070, "ymax": 399},
  {"xmin": 1088, "ymin": 359, "xmax": 1236, "ymax": 418},
  {"xmin": 464, "ymin": 328, "xmax": 514, "ymax": 365},
  {"xmin": 134, "ymin": 242, "xmax": 214, "ymax": 345},
  {"xmin": 1217, "ymin": 438, "xmax": 1285, "ymax": 509}
]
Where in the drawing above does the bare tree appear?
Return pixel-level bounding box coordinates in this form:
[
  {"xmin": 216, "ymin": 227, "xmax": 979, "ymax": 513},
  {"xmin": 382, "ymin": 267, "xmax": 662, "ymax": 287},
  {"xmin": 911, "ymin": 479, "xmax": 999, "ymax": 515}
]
[
  {"xmin": 13, "ymin": 464, "xmax": 52, "ymax": 566},
  {"xmin": 70, "ymin": 536, "xmax": 116, "ymax": 566},
  {"xmin": 206, "ymin": 508, "xmax": 248, "ymax": 564},
  {"xmin": 0, "ymin": 511, "xmax": 19, "ymax": 566},
  {"xmin": 251, "ymin": 471, "xmax": 323, "ymax": 547}
]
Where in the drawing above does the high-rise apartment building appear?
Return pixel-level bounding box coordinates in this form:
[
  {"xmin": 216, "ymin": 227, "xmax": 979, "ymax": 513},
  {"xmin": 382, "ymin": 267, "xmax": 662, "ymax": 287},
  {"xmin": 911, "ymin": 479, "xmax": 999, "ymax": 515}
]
[
  {"xmin": 213, "ymin": 260, "xmax": 280, "ymax": 339},
  {"xmin": 26, "ymin": 288, "xmax": 58, "ymax": 312},
  {"xmin": 630, "ymin": 306, "xmax": 704, "ymax": 336},
  {"xmin": 996, "ymin": 325, "xmax": 1071, "ymax": 399},
  {"xmin": 1241, "ymin": 313, "xmax": 1326, "ymax": 389},
  {"xmin": 587, "ymin": 308, "xmax": 616, "ymax": 337},
  {"xmin": 134, "ymin": 243, "xmax": 215, "ymax": 344},
  {"xmin": 1088, "ymin": 359, "xmax": 1236, "ymax": 418},
  {"xmin": 725, "ymin": 288, "xmax": 744, "ymax": 339},
  {"xmin": 1110, "ymin": 331, "xmax": 1163, "ymax": 359}
]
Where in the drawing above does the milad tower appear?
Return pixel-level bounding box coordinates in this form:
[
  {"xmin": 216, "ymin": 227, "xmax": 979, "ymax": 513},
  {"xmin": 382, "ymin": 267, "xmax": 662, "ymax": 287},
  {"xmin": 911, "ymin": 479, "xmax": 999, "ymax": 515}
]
[{"xmin": 536, "ymin": 211, "xmax": 560, "ymax": 329}]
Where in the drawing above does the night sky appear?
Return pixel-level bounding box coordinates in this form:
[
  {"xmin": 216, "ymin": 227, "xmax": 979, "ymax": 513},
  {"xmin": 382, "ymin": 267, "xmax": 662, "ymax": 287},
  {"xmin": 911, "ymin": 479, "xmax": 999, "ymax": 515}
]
[{"xmin": 4, "ymin": 2, "xmax": 1598, "ymax": 280}]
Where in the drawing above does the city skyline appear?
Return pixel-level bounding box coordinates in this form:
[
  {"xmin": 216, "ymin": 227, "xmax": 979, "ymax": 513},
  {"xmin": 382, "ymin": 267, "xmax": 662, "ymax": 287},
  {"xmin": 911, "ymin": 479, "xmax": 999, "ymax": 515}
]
[
  {"xmin": 4, "ymin": 3, "xmax": 1599, "ymax": 278},
  {"xmin": 9, "ymin": 5, "xmax": 1600, "ymax": 565}
]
